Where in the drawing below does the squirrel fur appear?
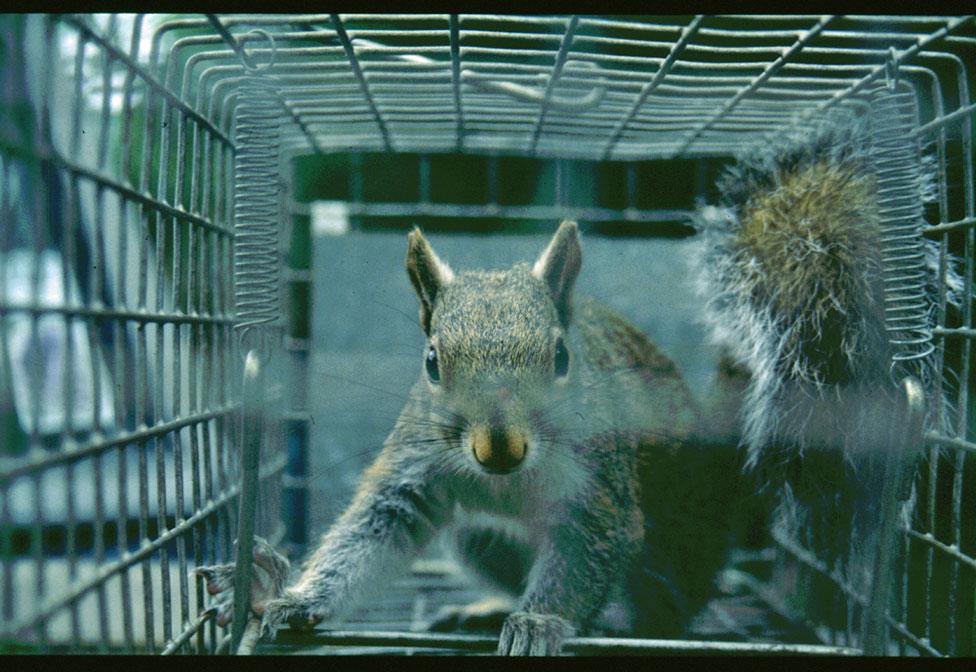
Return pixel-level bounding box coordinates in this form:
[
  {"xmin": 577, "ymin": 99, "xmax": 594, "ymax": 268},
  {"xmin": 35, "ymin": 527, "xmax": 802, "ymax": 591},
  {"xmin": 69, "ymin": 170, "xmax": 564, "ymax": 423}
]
[
  {"xmin": 693, "ymin": 115, "xmax": 963, "ymax": 465},
  {"xmin": 691, "ymin": 113, "xmax": 966, "ymax": 601},
  {"xmin": 198, "ymin": 221, "xmax": 741, "ymax": 655}
]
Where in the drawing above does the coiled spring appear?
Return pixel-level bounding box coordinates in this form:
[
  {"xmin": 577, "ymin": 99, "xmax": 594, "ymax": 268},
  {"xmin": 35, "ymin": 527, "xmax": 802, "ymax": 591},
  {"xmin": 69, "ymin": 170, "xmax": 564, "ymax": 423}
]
[
  {"xmin": 869, "ymin": 85, "xmax": 934, "ymax": 365},
  {"xmin": 233, "ymin": 72, "xmax": 281, "ymax": 352}
]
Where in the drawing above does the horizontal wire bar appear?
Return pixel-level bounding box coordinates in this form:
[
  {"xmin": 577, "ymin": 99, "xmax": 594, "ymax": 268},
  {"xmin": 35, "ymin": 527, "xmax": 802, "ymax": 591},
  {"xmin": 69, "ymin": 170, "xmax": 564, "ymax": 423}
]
[
  {"xmin": 925, "ymin": 431, "xmax": 976, "ymax": 454},
  {"xmin": 292, "ymin": 201, "xmax": 693, "ymax": 223},
  {"xmin": 0, "ymin": 405, "xmax": 240, "ymax": 483},
  {"xmin": 915, "ymin": 102, "xmax": 976, "ymax": 135},
  {"xmin": 881, "ymin": 616, "xmax": 943, "ymax": 657},
  {"xmin": 0, "ymin": 303, "xmax": 234, "ymax": 327},
  {"xmin": 0, "ymin": 136, "xmax": 232, "ymax": 236},
  {"xmin": 2, "ymin": 484, "xmax": 238, "ymax": 638},
  {"xmin": 772, "ymin": 529, "xmax": 946, "ymax": 655},
  {"xmin": 62, "ymin": 15, "xmax": 234, "ymax": 149},
  {"xmin": 2, "ymin": 454, "xmax": 288, "ymax": 640},
  {"xmin": 925, "ymin": 216, "xmax": 976, "ymax": 235},
  {"xmin": 269, "ymin": 629, "xmax": 860, "ymax": 656},
  {"xmin": 905, "ymin": 530, "xmax": 976, "ymax": 572},
  {"xmin": 160, "ymin": 608, "xmax": 215, "ymax": 655}
]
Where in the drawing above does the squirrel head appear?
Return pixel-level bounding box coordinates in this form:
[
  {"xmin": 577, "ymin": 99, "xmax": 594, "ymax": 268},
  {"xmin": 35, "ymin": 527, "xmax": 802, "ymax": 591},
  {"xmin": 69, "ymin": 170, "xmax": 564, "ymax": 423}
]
[{"xmin": 405, "ymin": 221, "xmax": 582, "ymax": 476}]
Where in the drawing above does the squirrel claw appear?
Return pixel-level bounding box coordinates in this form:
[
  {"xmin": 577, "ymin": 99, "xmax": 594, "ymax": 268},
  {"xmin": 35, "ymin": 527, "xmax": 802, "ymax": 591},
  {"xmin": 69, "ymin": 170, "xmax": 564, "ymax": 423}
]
[
  {"xmin": 193, "ymin": 536, "xmax": 292, "ymax": 629},
  {"xmin": 258, "ymin": 596, "xmax": 325, "ymax": 639},
  {"xmin": 497, "ymin": 612, "xmax": 574, "ymax": 656}
]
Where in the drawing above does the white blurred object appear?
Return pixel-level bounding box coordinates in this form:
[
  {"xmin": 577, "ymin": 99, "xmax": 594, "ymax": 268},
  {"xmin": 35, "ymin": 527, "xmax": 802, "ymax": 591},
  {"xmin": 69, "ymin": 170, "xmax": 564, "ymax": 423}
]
[
  {"xmin": 312, "ymin": 200, "xmax": 350, "ymax": 237},
  {"xmin": 4, "ymin": 249, "xmax": 116, "ymax": 436}
]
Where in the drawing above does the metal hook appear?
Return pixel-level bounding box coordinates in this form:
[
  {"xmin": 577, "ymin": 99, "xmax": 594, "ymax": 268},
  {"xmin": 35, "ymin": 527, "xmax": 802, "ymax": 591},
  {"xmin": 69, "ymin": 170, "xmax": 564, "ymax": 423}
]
[
  {"xmin": 885, "ymin": 46, "xmax": 899, "ymax": 93},
  {"xmin": 207, "ymin": 15, "xmax": 277, "ymax": 73},
  {"xmin": 350, "ymin": 37, "xmax": 606, "ymax": 113},
  {"xmin": 238, "ymin": 29, "xmax": 277, "ymax": 73}
]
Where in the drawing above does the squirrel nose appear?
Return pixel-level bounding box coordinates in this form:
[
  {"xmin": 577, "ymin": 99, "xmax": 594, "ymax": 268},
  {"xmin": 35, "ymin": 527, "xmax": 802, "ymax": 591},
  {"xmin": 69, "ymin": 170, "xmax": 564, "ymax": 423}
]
[{"xmin": 470, "ymin": 425, "xmax": 527, "ymax": 474}]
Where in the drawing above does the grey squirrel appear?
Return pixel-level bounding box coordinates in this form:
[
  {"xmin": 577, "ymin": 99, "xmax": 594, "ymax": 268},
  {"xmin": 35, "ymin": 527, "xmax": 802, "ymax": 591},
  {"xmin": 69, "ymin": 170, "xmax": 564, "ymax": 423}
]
[{"xmin": 197, "ymin": 221, "xmax": 743, "ymax": 655}]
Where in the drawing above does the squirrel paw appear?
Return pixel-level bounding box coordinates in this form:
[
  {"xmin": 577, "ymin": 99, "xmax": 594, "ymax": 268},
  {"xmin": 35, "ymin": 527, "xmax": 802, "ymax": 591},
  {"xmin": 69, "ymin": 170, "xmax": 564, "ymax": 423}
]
[
  {"xmin": 193, "ymin": 536, "xmax": 291, "ymax": 631},
  {"xmin": 257, "ymin": 595, "xmax": 326, "ymax": 639},
  {"xmin": 497, "ymin": 611, "xmax": 575, "ymax": 656},
  {"xmin": 428, "ymin": 596, "xmax": 514, "ymax": 633}
]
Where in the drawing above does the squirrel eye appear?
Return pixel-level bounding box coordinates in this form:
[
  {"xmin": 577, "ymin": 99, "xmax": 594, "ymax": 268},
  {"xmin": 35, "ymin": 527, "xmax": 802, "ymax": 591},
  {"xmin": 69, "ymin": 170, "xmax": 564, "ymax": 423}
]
[
  {"xmin": 554, "ymin": 338, "xmax": 569, "ymax": 379},
  {"xmin": 425, "ymin": 346, "xmax": 440, "ymax": 383}
]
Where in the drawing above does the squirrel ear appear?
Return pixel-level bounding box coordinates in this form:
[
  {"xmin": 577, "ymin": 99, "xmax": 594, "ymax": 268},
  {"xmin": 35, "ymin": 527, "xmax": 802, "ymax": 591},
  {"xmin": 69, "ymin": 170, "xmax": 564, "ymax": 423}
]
[
  {"xmin": 406, "ymin": 227, "xmax": 454, "ymax": 335},
  {"xmin": 532, "ymin": 220, "xmax": 582, "ymax": 326}
]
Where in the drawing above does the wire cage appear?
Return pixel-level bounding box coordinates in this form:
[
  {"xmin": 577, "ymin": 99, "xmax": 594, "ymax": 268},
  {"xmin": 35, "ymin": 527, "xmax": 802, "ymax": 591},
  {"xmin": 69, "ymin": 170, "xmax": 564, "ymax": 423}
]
[{"xmin": 0, "ymin": 13, "xmax": 973, "ymax": 656}]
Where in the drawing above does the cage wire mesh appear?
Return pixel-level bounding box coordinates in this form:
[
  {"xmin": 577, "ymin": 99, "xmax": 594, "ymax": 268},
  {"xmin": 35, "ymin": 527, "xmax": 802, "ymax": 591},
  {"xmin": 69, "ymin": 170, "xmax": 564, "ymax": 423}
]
[{"xmin": 0, "ymin": 13, "xmax": 973, "ymax": 656}]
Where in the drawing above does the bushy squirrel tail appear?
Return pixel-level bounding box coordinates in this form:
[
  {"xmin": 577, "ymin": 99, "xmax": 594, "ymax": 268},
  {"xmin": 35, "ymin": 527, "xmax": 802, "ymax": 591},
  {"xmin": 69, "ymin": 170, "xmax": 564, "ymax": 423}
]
[{"xmin": 691, "ymin": 115, "xmax": 963, "ymax": 468}]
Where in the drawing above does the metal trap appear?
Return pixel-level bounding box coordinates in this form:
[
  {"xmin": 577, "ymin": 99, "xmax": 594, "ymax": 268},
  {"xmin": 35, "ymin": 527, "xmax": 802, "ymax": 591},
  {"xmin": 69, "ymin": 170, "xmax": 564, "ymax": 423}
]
[{"xmin": 0, "ymin": 14, "xmax": 973, "ymax": 656}]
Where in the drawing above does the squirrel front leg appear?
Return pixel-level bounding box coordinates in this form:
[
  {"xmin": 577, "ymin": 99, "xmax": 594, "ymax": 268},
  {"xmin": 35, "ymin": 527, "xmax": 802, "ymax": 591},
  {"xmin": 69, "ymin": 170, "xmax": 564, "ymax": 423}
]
[
  {"xmin": 498, "ymin": 489, "xmax": 643, "ymax": 656},
  {"xmin": 268, "ymin": 451, "xmax": 450, "ymax": 634},
  {"xmin": 200, "ymin": 448, "xmax": 450, "ymax": 638}
]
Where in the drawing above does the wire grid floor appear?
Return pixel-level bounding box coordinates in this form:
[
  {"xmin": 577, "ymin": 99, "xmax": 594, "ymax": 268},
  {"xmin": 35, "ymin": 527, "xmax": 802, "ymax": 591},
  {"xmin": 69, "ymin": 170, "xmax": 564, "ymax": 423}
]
[{"xmin": 253, "ymin": 551, "xmax": 829, "ymax": 656}]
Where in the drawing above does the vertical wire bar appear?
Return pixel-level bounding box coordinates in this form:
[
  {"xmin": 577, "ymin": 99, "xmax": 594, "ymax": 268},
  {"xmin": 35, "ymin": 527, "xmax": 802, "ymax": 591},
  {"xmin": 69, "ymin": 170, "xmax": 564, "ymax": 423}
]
[
  {"xmin": 283, "ymin": 181, "xmax": 309, "ymax": 557},
  {"xmin": 202, "ymin": 93, "xmax": 221, "ymax": 614},
  {"xmin": 0, "ymin": 126, "xmax": 14, "ymax": 652},
  {"xmin": 214, "ymin": 181, "xmax": 228, "ymax": 572},
  {"xmin": 229, "ymin": 61, "xmax": 282, "ymax": 652},
  {"xmin": 926, "ymin": 416, "xmax": 938, "ymax": 646},
  {"xmin": 154, "ymin": 61, "xmax": 175, "ymax": 649},
  {"xmin": 187, "ymin": 216, "xmax": 201, "ymax": 655},
  {"xmin": 217, "ymin": 136, "xmax": 234, "ymax": 567},
  {"xmin": 201, "ymin": 324, "xmax": 218, "ymax": 652},
  {"xmin": 331, "ymin": 14, "xmax": 393, "ymax": 152},
  {"xmin": 449, "ymin": 14, "xmax": 463, "ymax": 153},
  {"xmin": 952, "ymin": 63, "xmax": 974, "ymax": 658},
  {"xmin": 487, "ymin": 155, "xmax": 498, "ymax": 209},
  {"xmin": 419, "ymin": 155, "xmax": 430, "ymax": 205},
  {"xmin": 671, "ymin": 15, "xmax": 833, "ymax": 159},
  {"xmin": 113, "ymin": 186, "xmax": 131, "ymax": 645},
  {"xmin": 350, "ymin": 152, "xmax": 363, "ymax": 207},
  {"xmin": 150, "ymin": 92, "xmax": 170, "ymax": 654},
  {"xmin": 141, "ymin": 19, "xmax": 184, "ymax": 652},
  {"xmin": 600, "ymin": 15, "xmax": 704, "ymax": 161},
  {"xmin": 899, "ymin": 530, "xmax": 909, "ymax": 655},
  {"xmin": 555, "ymin": 159, "xmax": 564, "ymax": 209},
  {"xmin": 29, "ymin": 16, "xmax": 52, "ymax": 646},
  {"xmin": 231, "ymin": 350, "xmax": 264, "ymax": 653},
  {"xmin": 0, "ymin": 153, "xmax": 14, "ymax": 630},
  {"xmin": 843, "ymin": 567, "xmax": 853, "ymax": 646},
  {"xmin": 119, "ymin": 15, "xmax": 142, "ymax": 189},
  {"xmin": 189, "ymin": 225, "xmax": 204, "ymax": 653},
  {"xmin": 863, "ymin": 378, "xmax": 925, "ymax": 655},
  {"xmin": 116, "ymin": 13, "xmax": 144, "ymax": 652},
  {"xmin": 90, "ymin": 20, "xmax": 117, "ymax": 647},
  {"xmin": 137, "ymin": 44, "xmax": 166, "ymax": 652},
  {"xmin": 135, "ymin": 189, "xmax": 154, "ymax": 650},
  {"xmin": 62, "ymin": 22, "xmax": 87, "ymax": 650},
  {"xmin": 528, "ymin": 15, "xmax": 579, "ymax": 156},
  {"xmin": 172, "ymin": 91, "xmax": 192, "ymax": 654},
  {"xmin": 0, "ymin": 487, "xmax": 11, "ymax": 632},
  {"xmin": 930, "ymin": 58, "xmax": 973, "ymax": 655},
  {"xmin": 134, "ymin": 49, "xmax": 155, "ymax": 648},
  {"xmin": 929, "ymin": 74, "xmax": 952, "ymax": 657},
  {"xmin": 626, "ymin": 162, "xmax": 637, "ymax": 212}
]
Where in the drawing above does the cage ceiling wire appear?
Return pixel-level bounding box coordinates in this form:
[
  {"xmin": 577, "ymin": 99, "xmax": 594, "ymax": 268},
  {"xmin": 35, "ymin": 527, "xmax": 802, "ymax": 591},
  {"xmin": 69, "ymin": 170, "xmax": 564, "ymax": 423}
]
[{"xmin": 0, "ymin": 13, "xmax": 973, "ymax": 657}]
